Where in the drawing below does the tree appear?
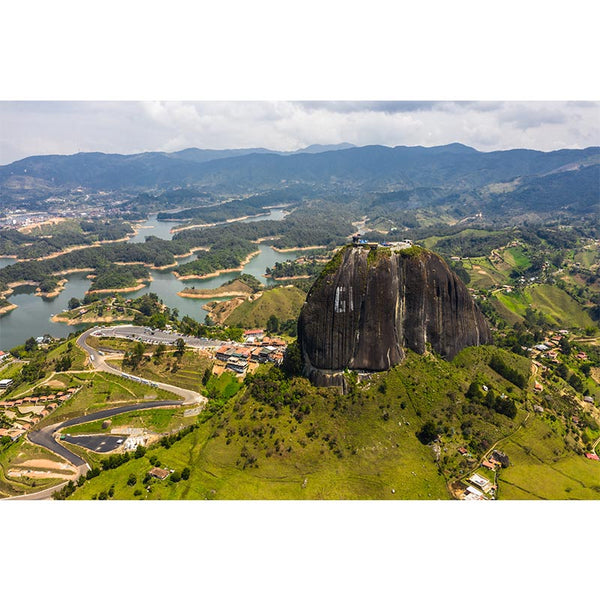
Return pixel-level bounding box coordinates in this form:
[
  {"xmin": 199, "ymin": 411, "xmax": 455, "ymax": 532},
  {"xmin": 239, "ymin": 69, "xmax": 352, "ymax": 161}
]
[
  {"xmin": 181, "ymin": 467, "xmax": 191, "ymax": 480},
  {"xmin": 466, "ymin": 381, "xmax": 482, "ymax": 400},
  {"xmin": 556, "ymin": 363, "xmax": 568, "ymax": 380},
  {"xmin": 559, "ymin": 337, "xmax": 572, "ymax": 355},
  {"xmin": 416, "ymin": 421, "xmax": 439, "ymax": 445},
  {"xmin": 266, "ymin": 314, "xmax": 280, "ymax": 334},
  {"xmin": 175, "ymin": 337, "xmax": 186, "ymax": 357},
  {"xmin": 202, "ymin": 367, "xmax": 212, "ymax": 386},
  {"xmin": 153, "ymin": 343, "xmax": 166, "ymax": 363},
  {"xmin": 127, "ymin": 473, "xmax": 137, "ymax": 487},
  {"xmin": 24, "ymin": 337, "xmax": 37, "ymax": 352},
  {"xmin": 281, "ymin": 341, "xmax": 302, "ymax": 377},
  {"xmin": 134, "ymin": 445, "xmax": 146, "ymax": 459},
  {"xmin": 68, "ymin": 297, "xmax": 81, "ymax": 310}
]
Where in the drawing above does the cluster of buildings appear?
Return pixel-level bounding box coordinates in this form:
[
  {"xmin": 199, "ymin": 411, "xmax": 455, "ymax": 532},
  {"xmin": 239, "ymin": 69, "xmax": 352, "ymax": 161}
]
[
  {"xmin": 460, "ymin": 450, "xmax": 509, "ymax": 500},
  {"xmin": 0, "ymin": 387, "xmax": 79, "ymax": 441},
  {"xmin": 351, "ymin": 234, "xmax": 412, "ymax": 249},
  {"xmin": 214, "ymin": 329, "xmax": 287, "ymax": 375}
]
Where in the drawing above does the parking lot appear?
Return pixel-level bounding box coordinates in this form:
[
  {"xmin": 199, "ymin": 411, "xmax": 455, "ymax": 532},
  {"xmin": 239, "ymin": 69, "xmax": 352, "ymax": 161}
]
[
  {"xmin": 93, "ymin": 325, "xmax": 224, "ymax": 350},
  {"xmin": 62, "ymin": 434, "xmax": 125, "ymax": 453}
]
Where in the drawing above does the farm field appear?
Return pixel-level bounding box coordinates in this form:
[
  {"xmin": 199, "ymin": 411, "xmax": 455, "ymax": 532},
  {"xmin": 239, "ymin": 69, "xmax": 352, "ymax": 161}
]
[
  {"xmin": 493, "ymin": 284, "xmax": 596, "ymax": 329},
  {"xmin": 496, "ymin": 416, "xmax": 600, "ymax": 500}
]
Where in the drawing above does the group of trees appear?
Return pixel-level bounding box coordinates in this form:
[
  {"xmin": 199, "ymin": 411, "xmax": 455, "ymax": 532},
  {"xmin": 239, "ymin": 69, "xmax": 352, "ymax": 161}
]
[
  {"xmin": 174, "ymin": 238, "xmax": 257, "ymax": 278},
  {"xmin": 489, "ymin": 354, "xmax": 527, "ymax": 389},
  {"xmin": 88, "ymin": 264, "xmax": 149, "ymax": 292},
  {"xmin": 0, "ymin": 220, "xmax": 134, "ymax": 260},
  {"xmin": 265, "ymin": 257, "xmax": 325, "ymax": 280}
]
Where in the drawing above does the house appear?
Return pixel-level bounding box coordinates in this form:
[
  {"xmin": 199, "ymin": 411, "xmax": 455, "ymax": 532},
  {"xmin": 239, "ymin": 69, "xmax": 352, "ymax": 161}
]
[
  {"xmin": 148, "ymin": 467, "xmax": 169, "ymax": 480},
  {"xmin": 243, "ymin": 329, "xmax": 264, "ymax": 338},
  {"xmin": 457, "ymin": 447, "xmax": 468, "ymax": 456},
  {"xmin": 481, "ymin": 460, "xmax": 496, "ymax": 471},
  {"xmin": 583, "ymin": 396, "xmax": 594, "ymax": 405},
  {"xmin": 584, "ymin": 453, "xmax": 599, "ymax": 461},
  {"xmin": 464, "ymin": 486, "xmax": 484, "ymax": 499},
  {"xmin": 533, "ymin": 405, "xmax": 544, "ymax": 413},
  {"xmin": 469, "ymin": 473, "xmax": 492, "ymax": 493},
  {"xmin": 534, "ymin": 381, "xmax": 543, "ymax": 392},
  {"xmin": 491, "ymin": 450, "xmax": 510, "ymax": 468},
  {"xmin": 215, "ymin": 346, "xmax": 235, "ymax": 362},
  {"xmin": 577, "ymin": 352, "xmax": 588, "ymax": 360},
  {"xmin": 0, "ymin": 378, "xmax": 13, "ymax": 389},
  {"xmin": 226, "ymin": 358, "xmax": 248, "ymax": 374}
]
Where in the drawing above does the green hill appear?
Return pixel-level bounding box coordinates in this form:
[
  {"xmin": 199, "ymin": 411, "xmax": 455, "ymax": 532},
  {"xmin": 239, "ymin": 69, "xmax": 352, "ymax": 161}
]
[
  {"xmin": 224, "ymin": 286, "xmax": 306, "ymax": 329},
  {"xmin": 494, "ymin": 283, "xmax": 595, "ymax": 328},
  {"xmin": 69, "ymin": 347, "xmax": 535, "ymax": 500}
]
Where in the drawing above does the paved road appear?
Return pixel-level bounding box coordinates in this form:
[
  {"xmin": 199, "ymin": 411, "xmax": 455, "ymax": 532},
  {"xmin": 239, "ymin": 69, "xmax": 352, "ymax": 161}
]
[
  {"xmin": 3, "ymin": 400, "xmax": 183, "ymax": 501},
  {"xmin": 4, "ymin": 325, "xmax": 209, "ymax": 500},
  {"xmin": 78, "ymin": 326, "xmax": 208, "ymax": 405},
  {"xmin": 63, "ymin": 434, "xmax": 125, "ymax": 453}
]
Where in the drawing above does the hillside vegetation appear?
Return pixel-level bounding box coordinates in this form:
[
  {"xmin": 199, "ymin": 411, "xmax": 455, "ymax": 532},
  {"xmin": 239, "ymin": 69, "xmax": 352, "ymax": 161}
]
[{"xmin": 224, "ymin": 286, "xmax": 306, "ymax": 329}]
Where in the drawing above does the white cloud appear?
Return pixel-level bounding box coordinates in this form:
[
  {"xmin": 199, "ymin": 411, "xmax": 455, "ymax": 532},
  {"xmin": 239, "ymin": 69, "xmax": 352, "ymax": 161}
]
[{"xmin": 0, "ymin": 101, "xmax": 598, "ymax": 165}]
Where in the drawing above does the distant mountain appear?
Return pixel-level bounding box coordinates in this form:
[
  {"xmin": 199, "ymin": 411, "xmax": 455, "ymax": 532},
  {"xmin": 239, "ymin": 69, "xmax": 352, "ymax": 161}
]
[
  {"xmin": 166, "ymin": 147, "xmax": 275, "ymax": 163},
  {"xmin": 292, "ymin": 143, "xmax": 356, "ymax": 154},
  {"xmin": 0, "ymin": 143, "xmax": 598, "ymax": 192},
  {"xmin": 488, "ymin": 164, "xmax": 600, "ymax": 216}
]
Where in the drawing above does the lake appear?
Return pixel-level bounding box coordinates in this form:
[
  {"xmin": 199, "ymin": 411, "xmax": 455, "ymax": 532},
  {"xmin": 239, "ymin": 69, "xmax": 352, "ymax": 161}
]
[{"xmin": 0, "ymin": 209, "xmax": 296, "ymax": 350}]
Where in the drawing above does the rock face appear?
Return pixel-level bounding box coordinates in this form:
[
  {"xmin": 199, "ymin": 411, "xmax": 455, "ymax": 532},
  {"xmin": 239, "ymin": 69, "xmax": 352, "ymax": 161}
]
[{"xmin": 298, "ymin": 245, "xmax": 492, "ymax": 388}]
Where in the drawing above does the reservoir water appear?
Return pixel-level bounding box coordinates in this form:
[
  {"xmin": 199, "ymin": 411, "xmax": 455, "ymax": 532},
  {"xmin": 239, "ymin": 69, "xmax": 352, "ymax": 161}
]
[{"xmin": 0, "ymin": 209, "xmax": 296, "ymax": 350}]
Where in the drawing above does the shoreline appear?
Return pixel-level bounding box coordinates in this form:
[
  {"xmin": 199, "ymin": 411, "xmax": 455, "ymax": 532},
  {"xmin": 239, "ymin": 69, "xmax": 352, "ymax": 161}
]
[
  {"xmin": 0, "ymin": 302, "xmax": 18, "ymax": 315},
  {"xmin": 270, "ymin": 245, "xmax": 327, "ymax": 252},
  {"xmin": 85, "ymin": 278, "xmax": 151, "ymax": 295},
  {"xmin": 51, "ymin": 313, "xmax": 135, "ymax": 325},
  {"xmin": 177, "ymin": 289, "xmax": 253, "ymax": 299},
  {"xmin": 265, "ymin": 274, "xmax": 311, "ymax": 280},
  {"xmin": 0, "ymin": 280, "xmax": 40, "ymax": 300},
  {"xmin": 35, "ymin": 278, "xmax": 68, "ymax": 299}
]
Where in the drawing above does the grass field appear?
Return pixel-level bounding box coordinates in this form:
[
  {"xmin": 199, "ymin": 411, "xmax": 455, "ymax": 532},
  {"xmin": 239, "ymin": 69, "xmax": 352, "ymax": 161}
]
[
  {"xmin": 0, "ymin": 361, "xmax": 24, "ymax": 381},
  {"xmin": 463, "ymin": 257, "xmax": 509, "ymax": 288},
  {"xmin": 43, "ymin": 371, "xmax": 179, "ymax": 426},
  {"xmin": 503, "ymin": 246, "xmax": 531, "ymax": 270},
  {"xmin": 496, "ymin": 416, "xmax": 600, "ymax": 500},
  {"xmin": 225, "ymin": 286, "xmax": 306, "ymax": 329},
  {"xmin": 494, "ymin": 284, "xmax": 595, "ymax": 329},
  {"xmin": 70, "ymin": 347, "xmax": 530, "ymax": 500},
  {"xmin": 106, "ymin": 347, "xmax": 212, "ymax": 393},
  {"xmin": 46, "ymin": 339, "xmax": 90, "ymax": 371},
  {"xmin": 61, "ymin": 407, "xmax": 192, "ymax": 435}
]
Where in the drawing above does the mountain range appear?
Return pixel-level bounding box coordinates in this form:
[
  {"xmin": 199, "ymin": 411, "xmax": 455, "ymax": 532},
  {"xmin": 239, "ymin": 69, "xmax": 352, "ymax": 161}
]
[{"xmin": 1, "ymin": 142, "xmax": 598, "ymax": 192}]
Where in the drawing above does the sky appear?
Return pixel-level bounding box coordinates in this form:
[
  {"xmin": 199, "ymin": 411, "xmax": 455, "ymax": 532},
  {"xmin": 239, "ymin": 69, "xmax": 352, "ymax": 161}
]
[{"xmin": 1, "ymin": 101, "xmax": 598, "ymax": 165}]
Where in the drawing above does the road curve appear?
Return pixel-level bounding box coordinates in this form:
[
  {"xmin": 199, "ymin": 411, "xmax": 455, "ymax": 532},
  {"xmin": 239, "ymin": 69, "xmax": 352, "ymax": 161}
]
[
  {"xmin": 77, "ymin": 326, "xmax": 207, "ymax": 405},
  {"xmin": 3, "ymin": 326, "xmax": 207, "ymax": 500},
  {"xmin": 4, "ymin": 401, "xmax": 184, "ymax": 501}
]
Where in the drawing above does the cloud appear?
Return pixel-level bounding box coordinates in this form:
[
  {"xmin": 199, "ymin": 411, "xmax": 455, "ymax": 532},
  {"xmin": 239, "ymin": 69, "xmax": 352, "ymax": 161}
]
[{"xmin": 0, "ymin": 101, "xmax": 598, "ymax": 165}]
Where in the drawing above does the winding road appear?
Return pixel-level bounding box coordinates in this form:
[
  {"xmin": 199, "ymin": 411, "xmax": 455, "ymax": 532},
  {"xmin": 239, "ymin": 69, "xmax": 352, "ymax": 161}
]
[
  {"xmin": 4, "ymin": 326, "xmax": 208, "ymax": 500},
  {"xmin": 77, "ymin": 326, "xmax": 207, "ymax": 405}
]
